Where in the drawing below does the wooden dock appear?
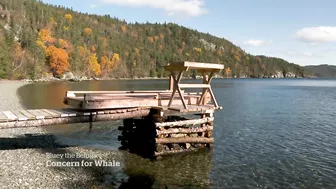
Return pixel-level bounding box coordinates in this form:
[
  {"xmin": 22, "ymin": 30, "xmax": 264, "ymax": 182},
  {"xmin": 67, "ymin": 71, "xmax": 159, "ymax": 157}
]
[
  {"xmin": 0, "ymin": 61, "xmax": 224, "ymax": 158},
  {"xmin": 0, "ymin": 108, "xmax": 150, "ymax": 129}
]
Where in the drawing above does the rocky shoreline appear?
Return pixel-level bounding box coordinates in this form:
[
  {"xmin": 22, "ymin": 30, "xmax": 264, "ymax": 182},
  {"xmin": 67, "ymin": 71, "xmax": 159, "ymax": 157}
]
[
  {"xmin": 0, "ymin": 80, "xmax": 121, "ymax": 189},
  {"xmin": 18, "ymin": 71, "xmax": 316, "ymax": 83}
]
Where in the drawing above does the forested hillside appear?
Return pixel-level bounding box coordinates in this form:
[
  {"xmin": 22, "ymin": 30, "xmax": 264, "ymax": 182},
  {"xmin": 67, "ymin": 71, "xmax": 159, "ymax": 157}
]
[
  {"xmin": 305, "ymin": 65, "xmax": 336, "ymax": 78},
  {"xmin": 0, "ymin": 0, "xmax": 311, "ymax": 80}
]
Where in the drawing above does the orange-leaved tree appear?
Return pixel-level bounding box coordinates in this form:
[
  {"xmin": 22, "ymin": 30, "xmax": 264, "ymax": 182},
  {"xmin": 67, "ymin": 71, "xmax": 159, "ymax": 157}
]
[
  {"xmin": 36, "ymin": 28, "xmax": 56, "ymax": 51},
  {"xmin": 84, "ymin": 28, "xmax": 93, "ymax": 36},
  {"xmin": 101, "ymin": 53, "xmax": 120, "ymax": 76},
  {"xmin": 89, "ymin": 53, "xmax": 101, "ymax": 76},
  {"xmin": 46, "ymin": 46, "xmax": 70, "ymax": 76},
  {"xmin": 100, "ymin": 55, "xmax": 110, "ymax": 72},
  {"xmin": 64, "ymin": 14, "xmax": 72, "ymax": 23}
]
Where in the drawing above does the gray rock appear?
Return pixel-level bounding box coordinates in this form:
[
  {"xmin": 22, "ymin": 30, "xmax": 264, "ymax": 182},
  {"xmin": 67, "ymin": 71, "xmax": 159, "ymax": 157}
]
[{"xmin": 61, "ymin": 72, "xmax": 75, "ymax": 81}]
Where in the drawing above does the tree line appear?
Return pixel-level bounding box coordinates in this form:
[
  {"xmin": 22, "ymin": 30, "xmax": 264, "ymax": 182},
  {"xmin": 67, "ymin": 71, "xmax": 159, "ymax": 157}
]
[{"xmin": 0, "ymin": 0, "xmax": 313, "ymax": 80}]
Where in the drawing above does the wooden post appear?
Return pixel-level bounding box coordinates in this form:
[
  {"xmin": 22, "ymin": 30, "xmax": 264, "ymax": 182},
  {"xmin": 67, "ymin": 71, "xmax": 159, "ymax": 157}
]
[
  {"xmin": 169, "ymin": 75, "xmax": 174, "ymax": 91},
  {"xmin": 202, "ymin": 74, "xmax": 209, "ymax": 105}
]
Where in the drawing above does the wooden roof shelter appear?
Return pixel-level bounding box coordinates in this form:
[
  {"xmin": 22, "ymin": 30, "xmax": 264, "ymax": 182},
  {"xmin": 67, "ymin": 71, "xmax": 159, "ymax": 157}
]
[
  {"xmin": 166, "ymin": 61, "xmax": 224, "ymax": 109},
  {"xmin": 63, "ymin": 61, "xmax": 224, "ymax": 113}
]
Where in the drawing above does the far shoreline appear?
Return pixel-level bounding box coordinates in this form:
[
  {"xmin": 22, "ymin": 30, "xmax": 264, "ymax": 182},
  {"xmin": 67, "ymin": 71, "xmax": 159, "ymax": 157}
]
[{"xmin": 1, "ymin": 75, "xmax": 321, "ymax": 85}]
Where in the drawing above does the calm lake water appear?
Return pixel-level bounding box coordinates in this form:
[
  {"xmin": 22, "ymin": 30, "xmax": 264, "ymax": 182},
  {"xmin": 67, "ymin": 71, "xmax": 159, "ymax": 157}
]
[{"xmin": 18, "ymin": 79, "xmax": 336, "ymax": 188}]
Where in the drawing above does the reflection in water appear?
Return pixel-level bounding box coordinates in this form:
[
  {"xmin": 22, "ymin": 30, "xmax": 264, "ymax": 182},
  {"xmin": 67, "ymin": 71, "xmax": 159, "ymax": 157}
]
[
  {"xmin": 120, "ymin": 150, "xmax": 213, "ymax": 188},
  {"xmin": 18, "ymin": 80, "xmax": 169, "ymax": 109}
]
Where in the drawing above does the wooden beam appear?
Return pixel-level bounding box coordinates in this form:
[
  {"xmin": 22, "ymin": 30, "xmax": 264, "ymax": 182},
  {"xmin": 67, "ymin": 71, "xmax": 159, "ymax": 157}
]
[
  {"xmin": 157, "ymin": 126, "xmax": 213, "ymax": 135},
  {"xmin": 155, "ymin": 117, "xmax": 214, "ymax": 127},
  {"xmin": 66, "ymin": 90, "xmax": 171, "ymax": 96},
  {"xmin": 167, "ymin": 71, "xmax": 184, "ymax": 107},
  {"xmin": 169, "ymin": 75, "xmax": 174, "ymax": 91},
  {"xmin": 178, "ymin": 84, "xmax": 210, "ymax": 88},
  {"xmin": 167, "ymin": 105, "xmax": 219, "ymax": 113},
  {"xmin": 208, "ymin": 87, "xmax": 219, "ymax": 108},
  {"xmin": 165, "ymin": 61, "xmax": 224, "ymax": 71},
  {"xmin": 201, "ymin": 74, "xmax": 209, "ymax": 105},
  {"xmin": 155, "ymin": 137, "xmax": 214, "ymax": 144}
]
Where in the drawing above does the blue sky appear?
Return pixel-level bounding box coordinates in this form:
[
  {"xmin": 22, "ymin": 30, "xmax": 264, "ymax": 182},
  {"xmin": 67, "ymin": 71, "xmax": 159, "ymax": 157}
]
[{"xmin": 43, "ymin": 0, "xmax": 336, "ymax": 66}]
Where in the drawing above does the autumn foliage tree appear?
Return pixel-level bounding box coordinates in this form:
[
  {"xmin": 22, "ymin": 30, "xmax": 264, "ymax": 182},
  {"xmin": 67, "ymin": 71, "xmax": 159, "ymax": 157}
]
[
  {"xmin": 89, "ymin": 53, "xmax": 101, "ymax": 76},
  {"xmin": 64, "ymin": 14, "xmax": 72, "ymax": 23},
  {"xmin": 36, "ymin": 28, "xmax": 56, "ymax": 51},
  {"xmin": 84, "ymin": 28, "xmax": 92, "ymax": 36},
  {"xmin": 101, "ymin": 53, "xmax": 120, "ymax": 76},
  {"xmin": 46, "ymin": 46, "xmax": 70, "ymax": 76}
]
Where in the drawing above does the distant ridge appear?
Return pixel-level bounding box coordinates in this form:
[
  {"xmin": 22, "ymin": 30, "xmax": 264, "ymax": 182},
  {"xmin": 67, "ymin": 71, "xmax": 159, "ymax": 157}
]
[{"xmin": 304, "ymin": 65, "xmax": 336, "ymax": 78}]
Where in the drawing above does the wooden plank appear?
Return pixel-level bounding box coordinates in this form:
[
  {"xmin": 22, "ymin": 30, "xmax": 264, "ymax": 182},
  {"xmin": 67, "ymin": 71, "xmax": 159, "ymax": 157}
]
[
  {"xmin": 184, "ymin": 62, "xmax": 224, "ymax": 70},
  {"xmin": 97, "ymin": 111, "xmax": 105, "ymax": 115},
  {"xmin": 55, "ymin": 109, "xmax": 78, "ymax": 117},
  {"xmin": 62, "ymin": 109, "xmax": 77, "ymax": 117},
  {"xmin": 178, "ymin": 84, "xmax": 210, "ymax": 88},
  {"xmin": 19, "ymin": 110, "xmax": 36, "ymax": 120},
  {"xmin": 157, "ymin": 126, "xmax": 213, "ymax": 135},
  {"xmin": 63, "ymin": 98, "xmax": 83, "ymax": 109},
  {"xmin": 36, "ymin": 109, "xmax": 54, "ymax": 119},
  {"xmin": 41, "ymin": 109, "xmax": 61, "ymax": 118},
  {"xmin": 0, "ymin": 109, "xmax": 151, "ymax": 129},
  {"xmin": 49, "ymin": 109, "xmax": 69, "ymax": 118},
  {"xmin": 27, "ymin": 110, "xmax": 45, "ymax": 120},
  {"xmin": 66, "ymin": 93, "xmax": 204, "ymax": 110},
  {"xmin": 84, "ymin": 93, "xmax": 170, "ymax": 97},
  {"xmin": 3, "ymin": 111, "xmax": 18, "ymax": 121},
  {"xmin": 156, "ymin": 137, "xmax": 214, "ymax": 144},
  {"xmin": 167, "ymin": 104, "xmax": 219, "ymax": 113},
  {"xmin": 165, "ymin": 61, "xmax": 224, "ymax": 71},
  {"xmin": 0, "ymin": 112, "xmax": 8, "ymax": 122},
  {"xmin": 66, "ymin": 90, "xmax": 171, "ymax": 95},
  {"xmin": 11, "ymin": 110, "xmax": 28, "ymax": 121},
  {"xmin": 155, "ymin": 117, "xmax": 214, "ymax": 127},
  {"xmin": 82, "ymin": 112, "xmax": 92, "ymax": 116}
]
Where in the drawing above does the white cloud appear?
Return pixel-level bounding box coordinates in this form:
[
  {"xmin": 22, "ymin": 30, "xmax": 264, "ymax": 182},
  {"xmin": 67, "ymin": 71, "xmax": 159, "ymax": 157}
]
[
  {"xmin": 244, "ymin": 39, "xmax": 271, "ymax": 47},
  {"xmin": 296, "ymin": 26, "xmax": 336, "ymax": 43},
  {"xmin": 100, "ymin": 0, "xmax": 207, "ymax": 17},
  {"xmin": 89, "ymin": 4, "xmax": 97, "ymax": 8},
  {"xmin": 303, "ymin": 52, "xmax": 313, "ymax": 57},
  {"xmin": 284, "ymin": 50, "xmax": 316, "ymax": 57}
]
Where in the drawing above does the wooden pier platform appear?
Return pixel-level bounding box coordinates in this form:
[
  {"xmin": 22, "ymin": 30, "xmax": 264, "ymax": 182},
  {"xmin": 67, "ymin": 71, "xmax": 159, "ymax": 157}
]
[
  {"xmin": 0, "ymin": 108, "xmax": 151, "ymax": 129},
  {"xmin": 1, "ymin": 61, "xmax": 224, "ymax": 158}
]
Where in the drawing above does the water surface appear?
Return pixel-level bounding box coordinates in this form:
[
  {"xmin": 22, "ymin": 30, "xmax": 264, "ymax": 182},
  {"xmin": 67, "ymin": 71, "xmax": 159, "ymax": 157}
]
[{"xmin": 18, "ymin": 79, "xmax": 336, "ymax": 188}]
